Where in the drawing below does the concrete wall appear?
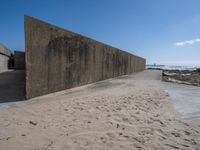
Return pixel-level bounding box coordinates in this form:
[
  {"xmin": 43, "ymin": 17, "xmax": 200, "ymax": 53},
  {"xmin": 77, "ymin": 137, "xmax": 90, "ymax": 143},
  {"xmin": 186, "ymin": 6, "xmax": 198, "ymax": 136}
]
[
  {"xmin": 14, "ymin": 51, "xmax": 25, "ymax": 69},
  {"xmin": 0, "ymin": 55, "xmax": 9, "ymax": 73},
  {"xmin": 0, "ymin": 44, "xmax": 11, "ymax": 73},
  {"xmin": 25, "ymin": 16, "xmax": 146, "ymax": 99}
]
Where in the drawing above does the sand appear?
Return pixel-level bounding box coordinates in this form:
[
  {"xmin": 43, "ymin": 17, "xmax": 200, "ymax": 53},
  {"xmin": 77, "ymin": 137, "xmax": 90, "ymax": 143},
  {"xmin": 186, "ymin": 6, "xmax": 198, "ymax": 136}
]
[{"xmin": 0, "ymin": 70, "xmax": 199, "ymax": 150}]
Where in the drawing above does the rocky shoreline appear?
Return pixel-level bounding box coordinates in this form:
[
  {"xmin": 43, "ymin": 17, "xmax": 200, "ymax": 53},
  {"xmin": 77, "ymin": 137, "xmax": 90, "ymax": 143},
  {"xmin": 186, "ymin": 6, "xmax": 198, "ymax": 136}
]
[{"xmin": 162, "ymin": 69, "xmax": 200, "ymax": 86}]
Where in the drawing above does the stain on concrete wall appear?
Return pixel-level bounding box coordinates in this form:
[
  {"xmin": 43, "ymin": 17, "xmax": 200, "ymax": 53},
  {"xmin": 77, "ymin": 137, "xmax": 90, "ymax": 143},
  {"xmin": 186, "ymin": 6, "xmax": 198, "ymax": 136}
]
[{"xmin": 25, "ymin": 16, "xmax": 146, "ymax": 99}]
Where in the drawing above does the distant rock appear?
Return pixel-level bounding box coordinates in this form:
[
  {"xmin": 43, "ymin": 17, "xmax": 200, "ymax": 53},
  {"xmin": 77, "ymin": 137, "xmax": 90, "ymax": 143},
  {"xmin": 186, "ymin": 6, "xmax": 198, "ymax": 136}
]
[{"xmin": 162, "ymin": 69, "xmax": 200, "ymax": 87}]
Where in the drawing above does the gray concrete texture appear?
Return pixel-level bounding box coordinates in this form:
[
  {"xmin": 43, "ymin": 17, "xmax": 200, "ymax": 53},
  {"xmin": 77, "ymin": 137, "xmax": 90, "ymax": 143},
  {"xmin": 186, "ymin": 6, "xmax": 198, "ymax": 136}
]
[
  {"xmin": 25, "ymin": 16, "xmax": 146, "ymax": 99},
  {"xmin": 0, "ymin": 44, "xmax": 12, "ymax": 73},
  {"xmin": 0, "ymin": 55, "xmax": 9, "ymax": 73},
  {"xmin": 0, "ymin": 44, "xmax": 12, "ymax": 57}
]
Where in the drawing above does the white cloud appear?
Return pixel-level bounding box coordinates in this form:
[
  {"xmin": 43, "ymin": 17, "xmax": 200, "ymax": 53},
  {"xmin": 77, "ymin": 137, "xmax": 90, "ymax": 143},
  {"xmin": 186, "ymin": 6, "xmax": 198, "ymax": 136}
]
[{"xmin": 175, "ymin": 38, "xmax": 200, "ymax": 46}]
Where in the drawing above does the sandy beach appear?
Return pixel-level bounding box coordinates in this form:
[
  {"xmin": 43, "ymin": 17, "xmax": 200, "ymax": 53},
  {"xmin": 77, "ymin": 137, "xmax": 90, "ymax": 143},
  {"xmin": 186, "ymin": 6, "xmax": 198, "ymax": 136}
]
[{"xmin": 0, "ymin": 70, "xmax": 199, "ymax": 150}]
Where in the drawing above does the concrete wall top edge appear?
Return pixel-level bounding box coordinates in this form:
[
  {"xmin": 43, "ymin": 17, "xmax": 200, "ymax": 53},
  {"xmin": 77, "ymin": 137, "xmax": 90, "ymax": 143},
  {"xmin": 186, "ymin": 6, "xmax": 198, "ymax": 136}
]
[{"xmin": 25, "ymin": 15, "xmax": 145, "ymax": 61}]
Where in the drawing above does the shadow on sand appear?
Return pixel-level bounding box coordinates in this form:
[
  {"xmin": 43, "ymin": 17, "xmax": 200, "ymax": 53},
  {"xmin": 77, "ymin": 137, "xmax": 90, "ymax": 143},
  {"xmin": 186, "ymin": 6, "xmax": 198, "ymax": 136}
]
[{"xmin": 0, "ymin": 70, "xmax": 25, "ymax": 103}]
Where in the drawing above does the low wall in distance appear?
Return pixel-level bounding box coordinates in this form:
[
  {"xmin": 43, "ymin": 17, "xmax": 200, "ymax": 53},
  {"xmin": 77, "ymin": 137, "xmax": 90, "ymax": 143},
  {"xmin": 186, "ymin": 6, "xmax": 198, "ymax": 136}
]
[
  {"xmin": 14, "ymin": 51, "xmax": 25, "ymax": 69},
  {"xmin": 25, "ymin": 16, "xmax": 146, "ymax": 99}
]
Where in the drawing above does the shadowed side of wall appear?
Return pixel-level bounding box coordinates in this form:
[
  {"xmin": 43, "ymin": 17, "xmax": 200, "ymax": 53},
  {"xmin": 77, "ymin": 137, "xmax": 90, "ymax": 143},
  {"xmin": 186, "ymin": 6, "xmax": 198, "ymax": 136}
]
[
  {"xmin": 25, "ymin": 16, "xmax": 146, "ymax": 99},
  {"xmin": 14, "ymin": 51, "xmax": 25, "ymax": 69}
]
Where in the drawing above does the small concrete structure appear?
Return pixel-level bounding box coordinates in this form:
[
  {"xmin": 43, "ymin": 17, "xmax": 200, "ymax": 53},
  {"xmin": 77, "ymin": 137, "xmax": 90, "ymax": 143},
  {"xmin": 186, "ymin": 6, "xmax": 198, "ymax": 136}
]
[
  {"xmin": 0, "ymin": 44, "xmax": 12, "ymax": 73},
  {"xmin": 14, "ymin": 51, "xmax": 25, "ymax": 69}
]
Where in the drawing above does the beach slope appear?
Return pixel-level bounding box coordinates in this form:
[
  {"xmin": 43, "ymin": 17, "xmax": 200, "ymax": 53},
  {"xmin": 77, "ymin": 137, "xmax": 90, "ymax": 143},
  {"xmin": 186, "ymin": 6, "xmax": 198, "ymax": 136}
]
[{"xmin": 0, "ymin": 70, "xmax": 199, "ymax": 149}]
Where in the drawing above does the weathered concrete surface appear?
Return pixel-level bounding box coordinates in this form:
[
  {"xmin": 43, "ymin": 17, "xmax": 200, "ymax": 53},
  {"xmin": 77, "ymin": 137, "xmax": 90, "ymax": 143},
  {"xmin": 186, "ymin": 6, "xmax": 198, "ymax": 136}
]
[
  {"xmin": 0, "ymin": 44, "xmax": 12, "ymax": 73},
  {"xmin": 0, "ymin": 44, "xmax": 11, "ymax": 57},
  {"xmin": 14, "ymin": 51, "xmax": 25, "ymax": 69},
  {"xmin": 25, "ymin": 16, "xmax": 146, "ymax": 99},
  {"xmin": 0, "ymin": 55, "xmax": 9, "ymax": 73}
]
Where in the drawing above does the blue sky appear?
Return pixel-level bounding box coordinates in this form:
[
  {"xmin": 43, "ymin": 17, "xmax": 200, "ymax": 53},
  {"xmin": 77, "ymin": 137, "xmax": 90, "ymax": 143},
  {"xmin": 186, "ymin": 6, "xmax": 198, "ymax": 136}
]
[{"xmin": 0, "ymin": 0, "xmax": 200, "ymax": 66}]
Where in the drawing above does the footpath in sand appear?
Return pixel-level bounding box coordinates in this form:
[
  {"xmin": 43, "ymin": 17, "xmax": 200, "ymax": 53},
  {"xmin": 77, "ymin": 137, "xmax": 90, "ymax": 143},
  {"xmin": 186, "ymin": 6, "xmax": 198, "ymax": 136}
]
[{"xmin": 0, "ymin": 70, "xmax": 199, "ymax": 150}]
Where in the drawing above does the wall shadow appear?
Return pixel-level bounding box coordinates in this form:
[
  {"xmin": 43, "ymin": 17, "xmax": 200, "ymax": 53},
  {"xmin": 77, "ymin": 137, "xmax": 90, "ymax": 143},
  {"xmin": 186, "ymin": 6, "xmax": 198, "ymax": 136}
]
[{"xmin": 0, "ymin": 70, "xmax": 25, "ymax": 103}]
